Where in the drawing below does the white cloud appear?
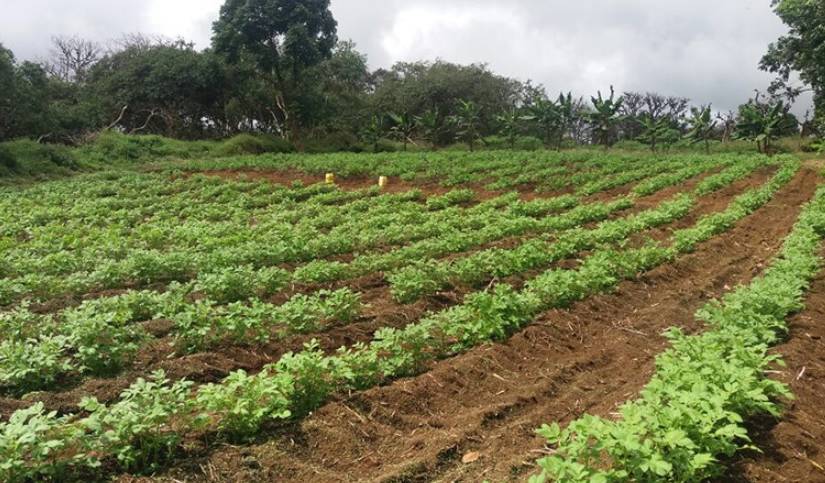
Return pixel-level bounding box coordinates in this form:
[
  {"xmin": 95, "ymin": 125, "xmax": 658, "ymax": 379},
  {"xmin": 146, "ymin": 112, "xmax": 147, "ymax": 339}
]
[{"xmin": 0, "ymin": 0, "xmax": 814, "ymax": 115}]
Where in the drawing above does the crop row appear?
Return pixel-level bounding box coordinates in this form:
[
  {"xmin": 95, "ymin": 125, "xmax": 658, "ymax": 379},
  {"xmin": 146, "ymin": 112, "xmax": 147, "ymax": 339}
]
[
  {"xmin": 0, "ymin": 158, "xmax": 764, "ymax": 395},
  {"xmin": 1, "ymin": 156, "xmax": 681, "ymax": 304},
  {"xmin": 531, "ymin": 175, "xmax": 825, "ymax": 482},
  {"xmin": 386, "ymin": 158, "xmax": 768, "ymax": 303},
  {"xmin": 0, "ymin": 161, "xmax": 798, "ymax": 482}
]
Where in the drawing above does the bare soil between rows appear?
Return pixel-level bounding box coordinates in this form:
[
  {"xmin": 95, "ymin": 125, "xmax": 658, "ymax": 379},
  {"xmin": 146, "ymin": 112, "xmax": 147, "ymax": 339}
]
[
  {"xmin": 107, "ymin": 168, "xmax": 822, "ymax": 483},
  {"xmin": 718, "ymin": 248, "xmax": 825, "ymax": 482},
  {"xmin": 0, "ymin": 167, "xmax": 725, "ymax": 418}
]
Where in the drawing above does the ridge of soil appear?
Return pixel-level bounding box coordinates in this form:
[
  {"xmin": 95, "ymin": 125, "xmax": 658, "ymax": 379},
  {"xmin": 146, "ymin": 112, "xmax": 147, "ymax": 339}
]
[
  {"xmin": 131, "ymin": 169, "xmax": 820, "ymax": 482},
  {"xmin": 719, "ymin": 247, "xmax": 825, "ymax": 483},
  {"xmin": 0, "ymin": 168, "xmax": 742, "ymax": 419}
]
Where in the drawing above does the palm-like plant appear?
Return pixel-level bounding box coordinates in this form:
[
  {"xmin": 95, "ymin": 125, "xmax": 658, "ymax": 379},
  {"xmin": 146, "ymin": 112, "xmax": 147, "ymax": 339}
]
[
  {"xmin": 524, "ymin": 97, "xmax": 560, "ymax": 148},
  {"xmin": 735, "ymin": 98, "xmax": 790, "ymax": 155},
  {"xmin": 362, "ymin": 114, "xmax": 387, "ymax": 153},
  {"xmin": 496, "ymin": 108, "xmax": 521, "ymax": 149},
  {"xmin": 685, "ymin": 106, "xmax": 717, "ymax": 153},
  {"xmin": 416, "ymin": 108, "xmax": 443, "ymax": 149},
  {"xmin": 388, "ymin": 112, "xmax": 417, "ymax": 151},
  {"xmin": 554, "ymin": 92, "xmax": 576, "ymax": 150},
  {"xmin": 589, "ymin": 86, "xmax": 624, "ymax": 148},
  {"xmin": 452, "ymin": 100, "xmax": 482, "ymax": 151}
]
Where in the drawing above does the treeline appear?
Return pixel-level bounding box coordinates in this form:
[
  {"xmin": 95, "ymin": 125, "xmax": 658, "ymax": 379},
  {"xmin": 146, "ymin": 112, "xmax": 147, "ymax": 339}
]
[{"xmin": 0, "ymin": 0, "xmax": 819, "ymax": 154}]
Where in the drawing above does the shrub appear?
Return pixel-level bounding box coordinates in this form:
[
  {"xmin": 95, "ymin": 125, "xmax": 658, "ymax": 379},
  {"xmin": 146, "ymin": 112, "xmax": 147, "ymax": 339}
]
[
  {"xmin": 514, "ymin": 135, "xmax": 544, "ymax": 151},
  {"xmin": 214, "ymin": 134, "xmax": 294, "ymax": 157},
  {"xmin": 0, "ymin": 145, "xmax": 17, "ymax": 170},
  {"xmin": 0, "ymin": 140, "xmax": 78, "ymax": 177}
]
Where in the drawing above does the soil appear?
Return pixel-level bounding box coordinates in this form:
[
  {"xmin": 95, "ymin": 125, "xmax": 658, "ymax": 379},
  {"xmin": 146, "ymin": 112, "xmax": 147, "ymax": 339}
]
[
  {"xmin": 0, "ymin": 167, "xmax": 761, "ymax": 419},
  {"xmin": 110, "ymin": 167, "xmax": 822, "ymax": 482},
  {"xmin": 718, "ymin": 248, "xmax": 825, "ymax": 483}
]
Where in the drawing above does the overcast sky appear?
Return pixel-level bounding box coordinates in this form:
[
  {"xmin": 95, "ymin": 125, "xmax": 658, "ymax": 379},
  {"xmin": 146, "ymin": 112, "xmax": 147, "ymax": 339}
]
[{"xmin": 0, "ymin": 0, "xmax": 813, "ymax": 115}]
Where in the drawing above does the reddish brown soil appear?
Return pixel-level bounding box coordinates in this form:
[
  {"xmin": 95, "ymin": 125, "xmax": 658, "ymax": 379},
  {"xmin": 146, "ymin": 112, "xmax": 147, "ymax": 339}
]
[
  {"xmin": 0, "ymin": 168, "xmax": 739, "ymax": 418},
  {"xmin": 120, "ymin": 168, "xmax": 821, "ymax": 482},
  {"xmin": 197, "ymin": 170, "xmax": 494, "ymax": 199},
  {"xmin": 719, "ymin": 250, "xmax": 825, "ymax": 483}
]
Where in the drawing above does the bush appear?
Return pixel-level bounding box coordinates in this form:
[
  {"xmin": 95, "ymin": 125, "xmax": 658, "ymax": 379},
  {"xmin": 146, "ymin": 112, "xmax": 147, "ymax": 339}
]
[
  {"xmin": 483, "ymin": 135, "xmax": 544, "ymax": 151},
  {"xmin": 0, "ymin": 140, "xmax": 78, "ymax": 177},
  {"xmin": 214, "ymin": 134, "xmax": 294, "ymax": 157},
  {"xmin": 0, "ymin": 145, "xmax": 17, "ymax": 170},
  {"xmin": 82, "ymin": 131, "xmax": 215, "ymax": 163},
  {"xmin": 302, "ymin": 131, "xmax": 363, "ymax": 153},
  {"xmin": 514, "ymin": 135, "xmax": 544, "ymax": 151}
]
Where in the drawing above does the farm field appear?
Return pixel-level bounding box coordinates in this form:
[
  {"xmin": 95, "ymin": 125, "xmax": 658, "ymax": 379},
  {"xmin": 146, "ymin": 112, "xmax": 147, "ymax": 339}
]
[{"xmin": 1, "ymin": 150, "xmax": 825, "ymax": 482}]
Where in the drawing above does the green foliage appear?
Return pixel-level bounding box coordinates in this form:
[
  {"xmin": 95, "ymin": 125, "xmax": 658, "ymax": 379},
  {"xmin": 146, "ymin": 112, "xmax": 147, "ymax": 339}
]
[
  {"xmin": 735, "ymin": 97, "xmax": 797, "ymax": 154},
  {"xmin": 637, "ymin": 115, "xmax": 680, "ymax": 152},
  {"xmin": 762, "ymin": 0, "xmax": 825, "ymax": 117},
  {"xmin": 452, "ymin": 100, "xmax": 483, "ymax": 151},
  {"xmin": 80, "ymin": 371, "xmax": 192, "ymax": 470},
  {"xmin": 213, "ymin": 0, "xmax": 337, "ymax": 139},
  {"xmin": 0, "ymin": 403, "xmax": 85, "ymax": 483},
  {"xmin": 195, "ymin": 368, "xmax": 293, "ymax": 437},
  {"xmin": 589, "ymin": 86, "xmax": 624, "ymax": 147},
  {"xmin": 79, "ymin": 131, "xmax": 215, "ymax": 163},
  {"xmin": 685, "ymin": 105, "xmax": 718, "ymax": 153},
  {"xmin": 532, "ymin": 177, "xmax": 824, "ymax": 483},
  {"xmin": 0, "ymin": 145, "xmax": 16, "ymax": 170},
  {"xmin": 87, "ymin": 41, "xmax": 228, "ymax": 138},
  {"xmin": 214, "ymin": 134, "xmax": 295, "ymax": 157},
  {"xmin": 0, "ymin": 152, "xmax": 796, "ymax": 481},
  {"xmin": 0, "ymin": 140, "xmax": 79, "ymax": 178}
]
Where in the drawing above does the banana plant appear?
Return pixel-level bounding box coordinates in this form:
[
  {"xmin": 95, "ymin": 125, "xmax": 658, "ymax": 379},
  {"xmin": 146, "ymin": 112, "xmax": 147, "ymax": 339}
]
[
  {"xmin": 416, "ymin": 108, "xmax": 444, "ymax": 149},
  {"xmin": 637, "ymin": 115, "xmax": 679, "ymax": 153},
  {"xmin": 685, "ymin": 105, "xmax": 717, "ymax": 153},
  {"xmin": 523, "ymin": 97, "xmax": 561, "ymax": 148},
  {"xmin": 735, "ymin": 98, "xmax": 790, "ymax": 155},
  {"xmin": 388, "ymin": 112, "xmax": 417, "ymax": 151},
  {"xmin": 589, "ymin": 86, "xmax": 624, "ymax": 148},
  {"xmin": 496, "ymin": 108, "xmax": 521, "ymax": 149},
  {"xmin": 452, "ymin": 100, "xmax": 482, "ymax": 151},
  {"xmin": 362, "ymin": 114, "xmax": 387, "ymax": 153},
  {"xmin": 554, "ymin": 92, "xmax": 576, "ymax": 150}
]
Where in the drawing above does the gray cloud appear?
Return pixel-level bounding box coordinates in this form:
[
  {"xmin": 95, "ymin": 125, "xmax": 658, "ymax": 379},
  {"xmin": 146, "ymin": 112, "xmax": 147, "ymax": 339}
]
[{"xmin": 0, "ymin": 0, "xmax": 814, "ymax": 115}]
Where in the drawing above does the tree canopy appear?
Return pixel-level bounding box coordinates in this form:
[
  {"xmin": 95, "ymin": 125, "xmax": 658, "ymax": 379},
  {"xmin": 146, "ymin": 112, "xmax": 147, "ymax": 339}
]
[{"xmin": 762, "ymin": 0, "xmax": 825, "ymax": 117}]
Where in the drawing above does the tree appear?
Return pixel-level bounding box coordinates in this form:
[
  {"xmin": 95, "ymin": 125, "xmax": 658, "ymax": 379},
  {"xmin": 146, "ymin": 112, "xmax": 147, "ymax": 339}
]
[
  {"xmin": 0, "ymin": 44, "xmax": 55, "ymax": 141},
  {"xmin": 525, "ymin": 97, "xmax": 560, "ymax": 148},
  {"xmin": 684, "ymin": 106, "xmax": 717, "ymax": 153},
  {"xmin": 45, "ymin": 36, "xmax": 101, "ymax": 83},
  {"xmin": 416, "ymin": 108, "xmax": 445, "ymax": 148},
  {"xmin": 637, "ymin": 116, "xmax": 675, "ymax": 152},
  {"xmin": 452, "ymin": 100, "xmax": 482, "ymax": 151},
  {"xmin": 496, "ymin": 108, "xmax": 521, "ymax": 149},
  {"xmin": 87, "ymin": 40, "xmax": 227, "ymax": 138},
  {"xmin": 761, "ymin": 0, "xmax": 825, "ymax": 118},
  {"xmin": 589, "ymin": 86, "xmax": 624, "ymax": 148},
  {"xmin": 388, "ymin": 112, "xmax": 416, "ymax": 151},
  {"xmin": 620, "ymin": 91, "xmax": 689, "ymax": 141},
  {"xmin": 735, "ymin": 95, "xmax": 796, "ymax": 154},
  {"xmin": 554, "ymin": 92, "xmax": 576, "ymax": 150},
  {"xmin": 212, "ymin": 0, "xmax": 338, "ymax": 141},
  {"xmin": 361, "ymin": 114, "xmax": 387, "ymax": 152},
  {"xmin": 371, "ymin": 61, "xmax": 522, "ymax": 145}
]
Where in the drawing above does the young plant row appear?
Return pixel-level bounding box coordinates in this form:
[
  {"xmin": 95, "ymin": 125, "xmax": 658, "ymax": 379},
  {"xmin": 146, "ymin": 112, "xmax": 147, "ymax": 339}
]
[
  {"xmin": 0, "ymin": 285, "xmax": 361, "ymax": 395},
  {"xmin": 0, "ymin": 186, "xmax": 470, "ymax": 302},
  {"xmin": 386, "ymin": 158, "xmax": 770, "ymax": 303},
  {"xmin": 531, "ymin": 175, "xmax": 824, "ymax": 482},
  {"xmin": 0, "ymin": 162, "xmax": 798, "ymax": 482},
  {"xmin": 388, "ymin": 193, "xmax": 695, "ymax": 303}
]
